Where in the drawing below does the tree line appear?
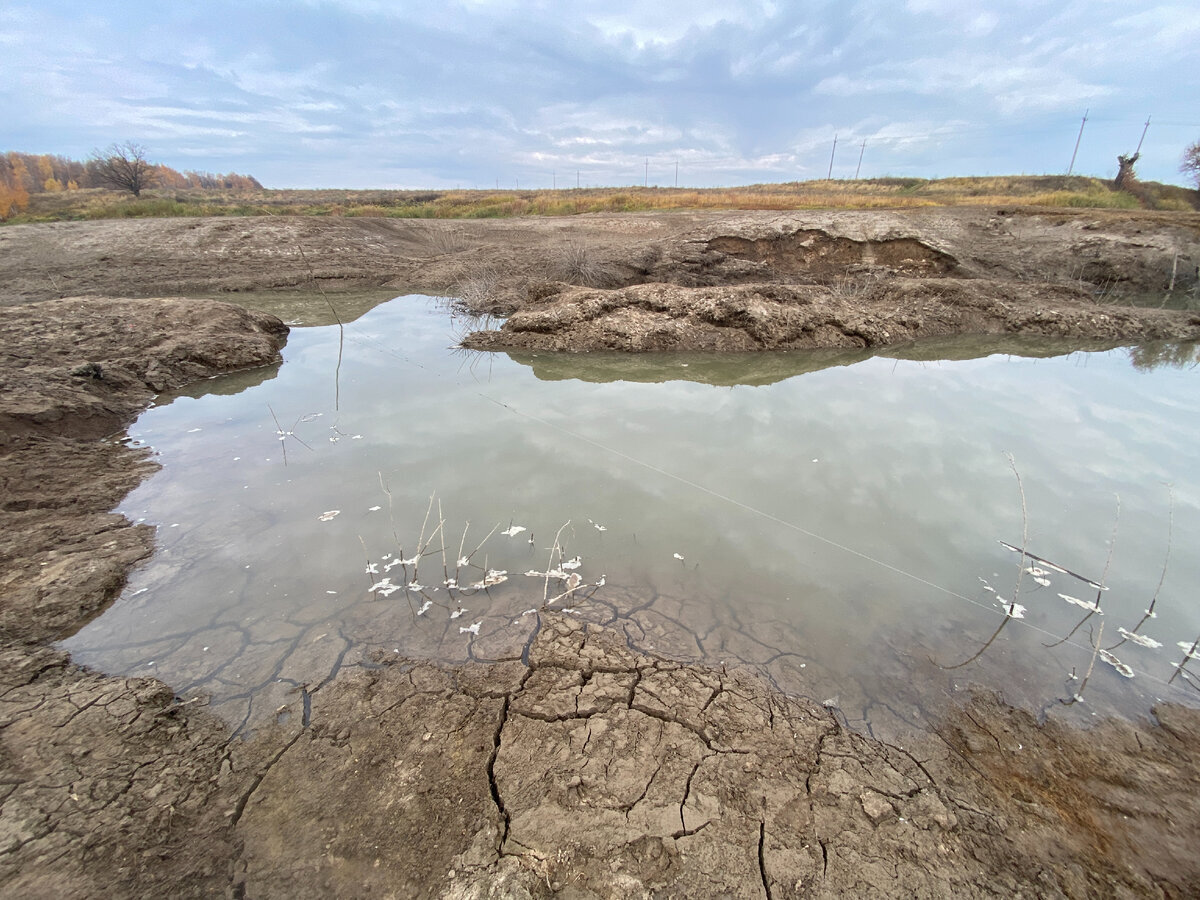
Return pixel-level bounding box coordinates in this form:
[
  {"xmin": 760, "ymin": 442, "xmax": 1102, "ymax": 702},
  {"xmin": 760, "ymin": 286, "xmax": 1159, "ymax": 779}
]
[{"xmin": 0, "ymin": 145, "xmax": 262, "ymax": 219}]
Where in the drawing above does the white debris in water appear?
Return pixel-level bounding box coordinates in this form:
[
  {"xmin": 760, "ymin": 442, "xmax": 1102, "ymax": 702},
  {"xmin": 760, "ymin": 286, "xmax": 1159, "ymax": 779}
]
[
  {"xmin": 1176, "ymin": 642, "xmax": 1200, "ymax": 660},
  {"xmin": 365, "ymin": 563, "xmax": 379, "ymax": 575},
  {"xmin": 318, "ymin": 510, "xmax": 341, "ymax": 522},
  {"xmin": 368, "ymin": 505, "xmax": 382, "ymax": 511},
  {"xmin": 470, "ymin": 570, "xmax": 508, "ymax": 589},
  {"xmin": 460, "ymin": 621, "xmax": 482, "ymax": 635},
  {"xmin": 1118, "ymin": 628, "xmax": 1162, "ymax": 649},
  {"xmin": 526, "ymin": 568, "xmax": 568, "ymax": 580},
  {"xmin": 417, "ymin": 600, "xmax": 433, "ymax": 616},
  {"xmin": 673, "ymin": 553, "xmax": 685, "ymax": 561},
  {"xmin": 450, "ymin": 607, "xmax": 468, "ymax": 619},
  {"xmin": 500, "ymin": 525, "xmax": 526, "ymax": 537},
  {"xmin": 1099, "ymin": 649, "xmax": 1135, "ymax": 678},
  {"xmin": 1058, "ymin": 593, "xmax": 1101, "ymax": 613},
  {"xmin": 369, "ymin": 578, "xmax": 400, "ymax": 597}
]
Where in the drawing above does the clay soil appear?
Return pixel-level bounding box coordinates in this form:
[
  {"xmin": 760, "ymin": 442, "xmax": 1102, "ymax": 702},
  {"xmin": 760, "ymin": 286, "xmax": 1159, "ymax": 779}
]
[{"xmin": 2, "ymin": 209, "xmax": 1200, "ymax": 898}]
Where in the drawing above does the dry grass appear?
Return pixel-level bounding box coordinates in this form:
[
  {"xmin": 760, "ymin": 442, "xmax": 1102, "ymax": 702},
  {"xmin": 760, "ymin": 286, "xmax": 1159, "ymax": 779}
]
[{"xmin": 6, "ymin": 175, "xmax": 1196, "ymax": 225}]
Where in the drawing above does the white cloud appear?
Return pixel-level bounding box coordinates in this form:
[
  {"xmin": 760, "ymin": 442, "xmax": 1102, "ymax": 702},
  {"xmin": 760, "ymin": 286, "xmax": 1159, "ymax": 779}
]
[{"xmin": 2, "ymin": 0, "xmax": 1196, "ymax": 186}]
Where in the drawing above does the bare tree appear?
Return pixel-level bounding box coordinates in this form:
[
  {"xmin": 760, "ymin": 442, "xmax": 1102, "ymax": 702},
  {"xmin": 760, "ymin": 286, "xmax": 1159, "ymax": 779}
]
[
  {"xmin": 88, "ymin": 142, "xmax": 157, "ymax": 197},
  {"xmin": 1183, "ymin": 140, "xmax": 1200, "ymax": 189}
]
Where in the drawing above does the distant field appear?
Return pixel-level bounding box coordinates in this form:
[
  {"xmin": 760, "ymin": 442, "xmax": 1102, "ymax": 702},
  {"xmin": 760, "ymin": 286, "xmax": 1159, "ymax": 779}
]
[{"xmin": 7, "ymin": 174, "xmax": 1197, "ymax": 223}]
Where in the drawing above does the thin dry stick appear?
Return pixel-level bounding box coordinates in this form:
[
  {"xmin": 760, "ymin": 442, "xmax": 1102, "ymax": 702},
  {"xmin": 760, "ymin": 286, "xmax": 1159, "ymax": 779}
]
[
  {"xmin": 1070, "ymin": 621, "xmax": 1106, "ymax": 703},
  {"xmin": 460, "ymin": 522, "xmax": 501, "ymax": 569},
  {"xmin": 1168, "ymin": 632, "xmax": 1200, "ymax": 685},
  {"xmin": 543, "ymin": 521, "xmax": 571, "ymax": 604},
  {"xmin": 935, "ymin": 454, "xmax": 1030, "ymax": 671},
  {"xmin": 1045, "ymin": 493, "xmax": 1120, "ymax": 649},
  {"xmin": 1007, "ymin": 452, "xmax": 1028, "ymax": 618},
  {"xmin": 1109, "ymin": 486, "xmax": 1172, "ymax": 652},
  {"xmin": 296, "ymin": 243, "xmax": 344, "ymax": 410}
]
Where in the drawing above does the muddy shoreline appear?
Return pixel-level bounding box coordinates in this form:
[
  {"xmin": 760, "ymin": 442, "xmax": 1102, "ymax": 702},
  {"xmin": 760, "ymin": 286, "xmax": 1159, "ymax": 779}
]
[{"xmin": 2, "ymin": 211, "xmax": 1200, "ymax": 896}]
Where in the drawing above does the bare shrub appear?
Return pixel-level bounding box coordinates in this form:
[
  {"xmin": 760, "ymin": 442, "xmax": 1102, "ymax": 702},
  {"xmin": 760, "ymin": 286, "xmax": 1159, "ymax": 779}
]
[
  {"xmin": 422, "ymin": 224, "xmax": 468, "ymax": 256},
  {"xmin": 555, "ymin": 240, "xmax": 619, "ymax": 287},
  {"xmin": 451, "ymin": 264, "xmax": 502, "ymax": 312}
]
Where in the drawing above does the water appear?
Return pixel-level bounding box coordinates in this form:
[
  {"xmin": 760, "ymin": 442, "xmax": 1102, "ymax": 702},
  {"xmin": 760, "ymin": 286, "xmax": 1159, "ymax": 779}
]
[{"xmin": 63, "ymin": 294, "xmax": 1200, "ymax": 737}]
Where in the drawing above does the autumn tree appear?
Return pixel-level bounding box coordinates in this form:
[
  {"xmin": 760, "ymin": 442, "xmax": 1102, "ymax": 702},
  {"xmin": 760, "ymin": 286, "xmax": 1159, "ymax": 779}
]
[
  {"xmin": 0, "ymin": 154, "xmax": 31, "ymax": 219},
  {"xmin": 1183, "ymin": 140, "xmax": 1200, "ymax": 189},
  {"xmin": 88, "ymin": 141, "xmax": 157, "ymax": 196}
]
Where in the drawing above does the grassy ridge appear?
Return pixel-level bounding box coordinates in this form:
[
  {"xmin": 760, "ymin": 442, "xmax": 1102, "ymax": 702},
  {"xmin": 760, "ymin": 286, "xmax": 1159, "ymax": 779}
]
[{"xmin": 6, "ymin": 175, "xmax": 1196, "ymax": 224}]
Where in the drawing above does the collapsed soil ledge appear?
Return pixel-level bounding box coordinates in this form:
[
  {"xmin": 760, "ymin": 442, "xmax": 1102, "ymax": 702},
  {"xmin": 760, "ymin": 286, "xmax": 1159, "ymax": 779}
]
[{"xmin": 1, "ymin": 213, "xmax": 1200, "ymax": 896}]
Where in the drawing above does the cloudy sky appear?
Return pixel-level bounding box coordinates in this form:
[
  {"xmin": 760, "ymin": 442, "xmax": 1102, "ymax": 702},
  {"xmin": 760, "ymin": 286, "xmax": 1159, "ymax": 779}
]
[{"xmin": 3, "ymin": 0, "xmax": 1198, "ymax": 189}]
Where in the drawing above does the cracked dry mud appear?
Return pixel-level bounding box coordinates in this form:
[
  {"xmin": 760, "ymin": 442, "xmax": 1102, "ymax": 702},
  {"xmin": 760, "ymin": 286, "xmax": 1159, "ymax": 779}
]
[{"xmin": 2, "ymin": 211, "xmax": 1200, "ymax": 897}]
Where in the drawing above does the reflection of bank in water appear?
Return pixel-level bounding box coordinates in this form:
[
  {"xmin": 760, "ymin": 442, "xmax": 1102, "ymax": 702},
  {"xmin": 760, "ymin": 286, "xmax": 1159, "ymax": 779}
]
[{"xmin": 504, "ymin": 334, "xmax": 1129, "ymax": 387}]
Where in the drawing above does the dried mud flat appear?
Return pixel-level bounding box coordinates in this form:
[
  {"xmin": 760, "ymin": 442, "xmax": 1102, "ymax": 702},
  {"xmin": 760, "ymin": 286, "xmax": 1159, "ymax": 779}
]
[{"xmin": 1, "ymin": 210, "xmax": 1200, "ymax": 897}]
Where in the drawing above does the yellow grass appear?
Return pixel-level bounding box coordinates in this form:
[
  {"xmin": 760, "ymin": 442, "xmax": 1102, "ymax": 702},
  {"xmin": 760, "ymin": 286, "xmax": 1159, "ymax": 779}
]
[{"xmin": 5, "ymin": 175, "xmax": 1195, "ymax": 224}]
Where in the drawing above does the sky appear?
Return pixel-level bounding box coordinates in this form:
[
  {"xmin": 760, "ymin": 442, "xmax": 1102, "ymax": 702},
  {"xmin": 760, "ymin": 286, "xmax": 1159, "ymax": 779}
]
[{"xmin": 3, "ymin": 0, "xmax": 1199, "ymax": 190}]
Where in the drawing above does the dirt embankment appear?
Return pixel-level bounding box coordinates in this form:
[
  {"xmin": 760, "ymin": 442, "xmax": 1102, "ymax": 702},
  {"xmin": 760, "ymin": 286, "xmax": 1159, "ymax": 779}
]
[
  {"xmin": 459, "ymin": 208, "xmax": 1200, "ymax": 351},
  {"xmin": 2, "ymin": 216, "xmax": 1200, "ymax": 896}
]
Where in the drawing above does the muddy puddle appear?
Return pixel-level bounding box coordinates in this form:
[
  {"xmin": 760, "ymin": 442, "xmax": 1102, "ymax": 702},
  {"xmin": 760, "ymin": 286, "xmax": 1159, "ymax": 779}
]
[{"xmin": 62, "ymin": 293, "xmax": 1200, "ymax": 739}]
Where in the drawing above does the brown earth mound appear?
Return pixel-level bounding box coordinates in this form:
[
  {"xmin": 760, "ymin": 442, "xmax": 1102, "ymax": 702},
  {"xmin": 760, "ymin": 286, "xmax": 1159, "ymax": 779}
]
[{"xmin": 462, "ymin": 279, "xmax": 1200, "ymax": 352}]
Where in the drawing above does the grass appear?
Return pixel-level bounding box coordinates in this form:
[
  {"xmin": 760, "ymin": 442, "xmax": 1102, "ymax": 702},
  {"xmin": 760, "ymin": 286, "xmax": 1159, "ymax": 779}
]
[{"xmin": 3, "ymin": 175, "xmax": 1196, "ymax": 225}]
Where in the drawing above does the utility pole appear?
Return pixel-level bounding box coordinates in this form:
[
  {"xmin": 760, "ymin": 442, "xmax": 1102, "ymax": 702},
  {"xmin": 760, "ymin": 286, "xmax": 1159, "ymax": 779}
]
[
  {"xmin": 827, "ymin": 134, "xmax": 838, "ymax": 180},
  {"xmin": 1134, "ymin": 115, "xmax": 1151, "ymax": 156},
  {"xmin": 854, "ymin": 140, "xmax": 866, "ymax": 180},
  {"xmin": 1067, "ymin": 109, "xmax": 1088, "ymax": 176}
]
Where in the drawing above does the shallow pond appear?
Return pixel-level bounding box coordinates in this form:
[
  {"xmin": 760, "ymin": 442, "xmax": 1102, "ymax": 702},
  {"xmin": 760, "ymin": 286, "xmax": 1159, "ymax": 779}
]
[{"xmin": 64, "ymin": 293, "xmax": 1200, "ymax": 738}]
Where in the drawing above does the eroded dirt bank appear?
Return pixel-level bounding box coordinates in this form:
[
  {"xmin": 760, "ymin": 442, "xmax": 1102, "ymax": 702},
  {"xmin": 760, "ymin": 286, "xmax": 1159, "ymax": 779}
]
[
  {"xmin": 1, "ymin": 217, "xmax": 1200, "ymax": 895},
  {"xmin": 461, "ymin": 278, "xmax": 1200, "ymax": 352}
]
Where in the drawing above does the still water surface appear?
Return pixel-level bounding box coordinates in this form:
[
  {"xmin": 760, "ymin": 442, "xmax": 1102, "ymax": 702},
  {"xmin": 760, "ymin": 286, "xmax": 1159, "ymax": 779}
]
[{"xmin": 64, "ymin": 294, "xmax": 1200, "ymax": 736}]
